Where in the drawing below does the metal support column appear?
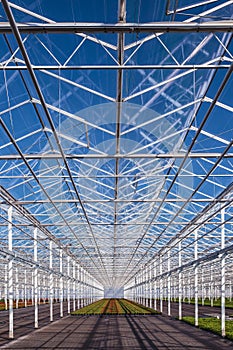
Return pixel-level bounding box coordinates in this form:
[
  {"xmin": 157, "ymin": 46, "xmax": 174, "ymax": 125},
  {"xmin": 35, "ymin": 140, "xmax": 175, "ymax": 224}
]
[
  {"xmin": 8, "ymin": 206, "xmax": 14, "ymax": 339},
  {"xmin": 194, "ymin": 229, "xmax": 198, "ymax": 326},
  {"xmin": 160, "ymin": 255, "xmax": 163, "ymax": 313},
  {"xmin": 59, "ymin": 249, "xmax": 63, "ymax": 318},
  {"xmin": 67, "ymin": 256, "xmax": 70, "ymax": 314},
  {"xmin": 149, "ymin": 264, "xmax": 152, "ymax": 308},
  {"xmin": 201, "ymin": 268, "xmax": 204, "ymax": 306},
  {"xmin": 168, "ymin": 249, "xmax": 171, "ymax": 316},
  {"xmin": 15, "ymin": 268, "xmax": 19, "ymax": 309},
  {"xmin": 73, "ymin": 260, "xmax": 76, "ymax": 311},
  {"xmin": 4, "ymin": 265, "xmax": 8, "ymax": 310},
  {"xmin": 77, "ymin": 265, "xmax": 80, "ymax": 309},
  {"xmin": 221, "ymin": 208, "xmax": 226, "ymax": 337},
  {"xmin": 178, "ymin": 241, "xmax": 182, "ymax": 320},
  {"xmin": 154, "ymin": 261, "xmax": 157, "ymax": 310},
  {"xmin": 34, "ymin": 227, "xmax": 38, "ymax": 329},
  {"xmin": 49, "ymin": 240, "xmax": 53, "ymax": 322},
  {"xmin": 210, "ymin": 265, "xmax": 214, "ymax": 307},
  {"xmin": 24, "ymin": 270, "xmax": 27, "ymax": 307}
]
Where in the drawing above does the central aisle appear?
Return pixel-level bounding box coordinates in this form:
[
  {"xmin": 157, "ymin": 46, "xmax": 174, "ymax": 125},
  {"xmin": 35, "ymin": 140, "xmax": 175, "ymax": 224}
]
[{"xmin": 1, "ymin": 314, "xmax": 232, "ymax": 350}]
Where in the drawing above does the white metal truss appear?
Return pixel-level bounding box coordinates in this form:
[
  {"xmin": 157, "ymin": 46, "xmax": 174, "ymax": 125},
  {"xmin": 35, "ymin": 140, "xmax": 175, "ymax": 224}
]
[{"xmin": 0, "ymin": 2, "xmax": 232, "ymax": 333}]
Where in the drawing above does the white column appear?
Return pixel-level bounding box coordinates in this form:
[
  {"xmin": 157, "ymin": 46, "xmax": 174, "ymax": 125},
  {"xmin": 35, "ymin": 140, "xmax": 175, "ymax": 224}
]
[
  {"xmin": 221, "ymin": 208, "xmax": 226, "ymax": 337},
  {"xmin": 80, "ymin": 267, "xmax": 83, "ymax": 307},
  {"xmin": 82, "ymin": 269, "xmax": 86, "ymax": 306},
  {"xmin": 8, "ymin": 206, "xmax": 14, "ymax": 339},
  {"xmin": 73, "ymin": 261, "xmax": 76, "ymax": 311},
  {"xmin": 167, "ymin": 249, "xmax": 171, "ymax": 316},
  {"xmin": 79, "ymin": 266, "xmax": 81, "ymax": 308},
  {"xmin": 194, "ymin": 229, "xmax": 198, "ymax": 326},
  {"xmin": 143, "ymin": 267, "xmax": 145, "ymax": 306},
  {"xmin": 43, "ymin": 275, "xmax": 46, "ymax": 303},
  {"xmin": 15, "ymin": 268, "xmax": 19, "ymax": 309},
  {"xmin": 149, "ymin": 264, "xmax": 152, "ymax": 308},
  {"xmin": 77, "ymin": 265, "xmax": 80, "ymax": 309},
  {"xmin": 34, "ymin": 227, "xmax": 38, "ymax": 329},
  {"xmin": 178, "ymin": 241, "xmax": 182, "ymax": 320},
  {"xmin": 24, "ymin": 270, "xmax": 27, "ymax": 307},
  {"xmin": 160, "ymin": 255, "xmax": 163, "ymax": 313},
  {"xmin": 59, "ymin": 249, "xmax": 63, "ymax": 318},
  {"xmin": 67, "ymin": 256, "xmax": 70, "ymax": 314},
  {"xmin": 154, "ymin": 261, "xmax": 157, "ymax": 310},
  {"xmin": 4, "ymin": 264, "xmax": 8, "ymax": 310},
  {"xmin": 49, "ymin": 240, "xmax": 53, "ymax": 322},
  {"xmin": 201, "ymin": 268, "xmax": 204, "ymax": 306},
  {"xmin": 230, "ymin": 280, "xmax": 232, "ymax": 302},
  {"xmin": 145, "ymin": 266, "xmax": 148, "ymax": 307},
  {"xmin": 188, "ymin": 273, "xmax": 191, "ymax": 304},
  {"xmin": 210, "ymin": 265, "xmax": 214, "ymax": 307}
]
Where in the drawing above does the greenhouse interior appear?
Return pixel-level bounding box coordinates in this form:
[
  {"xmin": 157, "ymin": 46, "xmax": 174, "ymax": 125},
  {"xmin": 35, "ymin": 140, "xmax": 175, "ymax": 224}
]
[{"xmin": 0, "ymin": 0, "xmax": 233, "ymax": 349}]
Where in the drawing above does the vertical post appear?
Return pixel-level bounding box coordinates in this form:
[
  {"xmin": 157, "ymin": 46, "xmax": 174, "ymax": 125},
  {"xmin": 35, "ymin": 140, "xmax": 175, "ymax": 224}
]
[
  {"xmin": 76, "ymin": 265, "xmax": 79, "ymax": 309},
  {"xmin": 154, "ymin": 261, "xmax": 157, "ymax": 310},
  {"xmin": 34, "ymin": 227, "xmax": 38, "ymax": 329},
  {"xmin": 67, "ymin": 256, "xmax": 70, "ymax": 314},
  {"xmin": 160, "ymin": 255, "xmax": 163, "ymax": 313},
  {"xmin": 59, "ymin": 249, "xmax": 63, "ymax": 318},
  {"xmin": 194, "ymin": 229, "xmax": 198, "ymax": 326},
  {"xmin": 230, "ymin": 280, "xmax": 232, "ymax": 302},
  {"xmin": 149, "ymin": 264, "xmax": 152, "ymax": 308},
  {"xmin": 167, "ymin": 248, "xmax": 171, "ymax": 316},
  {"xmin": 210, "ymin": 265, "xmax": 214, "ymax": 307},
  {"xmin": 80, "ymin": 267, "xmax": 83, "ymax": 307},
  {"xmin": 4, "ymin": 264, "xmax": 8, "ymax": 310},
  {"xmin": 84, "ymin": 269, "xmax": 86, "ymax": 306},
  {"xmin": 8, "ymin": 206, "xmax": 14, "ymax": 339},
  {"xmin": 188, "ymin": 272, "xmax": 191, "ymax": 304},
  {"xmin": 144, "ymin": 266, "xmax": 146, "ymax": 306},
  {"xmin": 79, "ymin": 266, "xmax": 82, "ymax": 308},
  {"xmin": 49, "ymin": 240, "xmax": 53, "ymax": 322},
  {"xmin": 24, "ymin": 270, "xmax": 27, "ymax": 307},
  {"xmin": 201, "ymin": 268, "xmax": 204, "ymax": 306},
  {"xmin": 73, "ymin": 261, "xmax": 76, "ymax": 311},
  {"xmin": 43, "ymin": 275, "xmax": 46, "ymax": 303},
  {"xmin": 221, "ymin": 208, "xmax": 226, "ymax": 337},
  {"xmin": 15, "ymin": 268, "xmax": 19, "ymax": 309},
  {"xmin": 178, "ymin": 241, "xmax": 182, "ymax": 320}
]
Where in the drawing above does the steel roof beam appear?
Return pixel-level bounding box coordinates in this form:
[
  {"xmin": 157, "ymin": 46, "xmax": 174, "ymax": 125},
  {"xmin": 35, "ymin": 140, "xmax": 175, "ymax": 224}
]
[
  {"xmin": 0, "ymin": 198, "xmax": 231, "ymax": 204},
  {"xmin": 0, "ymin": 152, "xmax": 232, "ymax": 159},
  {"xmin": 0, "ymin": 65, "xmax": 231, "ymax": 70},
  {"xmin": 0, "ymin": 21, "xmax": 233, "ymax": 33}
]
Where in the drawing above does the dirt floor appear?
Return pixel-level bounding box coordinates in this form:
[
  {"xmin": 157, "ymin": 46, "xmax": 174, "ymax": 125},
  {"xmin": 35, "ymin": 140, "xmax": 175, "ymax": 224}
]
[{"xmin": 0, "ymin": 302, "xmax": 233, "ymax": 349}]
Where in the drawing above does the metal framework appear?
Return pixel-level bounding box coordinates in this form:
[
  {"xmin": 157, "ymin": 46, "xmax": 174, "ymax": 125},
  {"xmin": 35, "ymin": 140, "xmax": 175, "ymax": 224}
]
[{"xmin": 0, "ymin": 0, "xmax": 232, "ymax": 339}]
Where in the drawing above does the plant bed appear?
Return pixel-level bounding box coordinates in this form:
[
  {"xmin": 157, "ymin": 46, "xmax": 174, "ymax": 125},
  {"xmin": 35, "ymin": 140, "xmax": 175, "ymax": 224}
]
[
  {"xmin": 182, "ymin": 316, "xmax": 233, "ymax": 341},
  {"xmin": 71, "ymin": 298, "xmax": 160, "ymax": 316}
]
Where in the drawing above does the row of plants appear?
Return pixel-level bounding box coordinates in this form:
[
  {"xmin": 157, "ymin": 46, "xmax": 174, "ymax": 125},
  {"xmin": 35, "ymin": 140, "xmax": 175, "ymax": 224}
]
[
  {"xmin": 0, "ymin": 300, "xmax": 35, "ymax": 311},
  {"xmin": 118, "ymin": 299, "xmax": 158, "ymax": 315},
  {"xmin": 71, "ymin": 298, "xmax": 160, "ymax": 315},
  {"xmin": 182, "ymin": 316, "xmax": 233, "ymax": 341},
  {"xmin": 70, "ymin": 299, "xmax": 108, "ymax": 315}
]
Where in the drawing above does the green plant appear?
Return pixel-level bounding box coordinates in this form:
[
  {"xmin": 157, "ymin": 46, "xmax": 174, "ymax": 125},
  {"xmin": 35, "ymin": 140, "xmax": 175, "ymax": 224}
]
[{"xmin": 182, "ymin": 316, "xmax": 233, "ymax": 341}]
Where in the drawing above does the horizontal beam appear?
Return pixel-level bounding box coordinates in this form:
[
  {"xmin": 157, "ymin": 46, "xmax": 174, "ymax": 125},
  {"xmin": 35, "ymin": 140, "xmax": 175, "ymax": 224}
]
[
  {"xmin": 0, "ymin": 198, "xmax": 232, "ymax": 204},
  {"xmin": 0, "ymin": 152, "xmax": 232, "ymax": 159},
  {"xmin": 0, "ymin": 221, "xmax": 224, "ymax": 226},
  {"xmin": 0, "ymin": 65, "xmax": 231, "ymax": 70},
  {"xmin": 1, "ymin": 21, "xmax": 233, "ymax": 33}
]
